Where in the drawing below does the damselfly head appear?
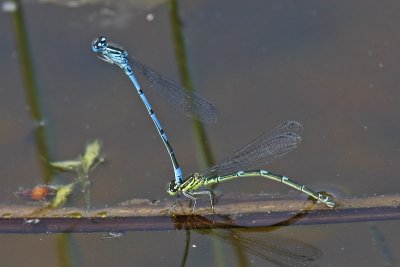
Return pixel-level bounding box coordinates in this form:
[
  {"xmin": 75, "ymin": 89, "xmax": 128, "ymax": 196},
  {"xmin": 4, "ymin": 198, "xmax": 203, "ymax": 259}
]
[
  {"xmin": 166, "ymin": 180, "xmax": 179, "ymax": 196},
  {"xmin": 92, "ymin": 36, "xmax": 108, "ymax": 53}
]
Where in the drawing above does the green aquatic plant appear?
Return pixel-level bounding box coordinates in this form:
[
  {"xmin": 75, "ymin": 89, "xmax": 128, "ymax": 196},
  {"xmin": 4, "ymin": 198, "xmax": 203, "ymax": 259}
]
[{"xmin": 15, "ymin": 139, "xmax": 104, "ymax": 209}]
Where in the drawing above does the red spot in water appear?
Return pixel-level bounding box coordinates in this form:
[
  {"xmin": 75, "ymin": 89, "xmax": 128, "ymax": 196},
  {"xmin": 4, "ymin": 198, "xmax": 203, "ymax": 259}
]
[{"xmin": 15, "ymin": 185, "xmax": 57, "ymax": 201}]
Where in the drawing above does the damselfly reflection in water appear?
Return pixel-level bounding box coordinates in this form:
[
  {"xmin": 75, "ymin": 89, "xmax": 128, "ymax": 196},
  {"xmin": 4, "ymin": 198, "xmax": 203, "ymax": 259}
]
[{"xmin": 173, "ymin": 214, "xmax": 322, "ymax": 267}]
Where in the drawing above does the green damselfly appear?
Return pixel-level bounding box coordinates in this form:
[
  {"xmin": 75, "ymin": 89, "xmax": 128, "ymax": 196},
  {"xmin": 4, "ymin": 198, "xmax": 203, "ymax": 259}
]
[{"xmin": 167, "ymin": 121, "xmax": 336, "ymax": 211}]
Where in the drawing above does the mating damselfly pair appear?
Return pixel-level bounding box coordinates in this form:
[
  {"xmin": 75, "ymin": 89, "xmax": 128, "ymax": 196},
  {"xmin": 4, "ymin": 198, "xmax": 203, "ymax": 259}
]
[{"xmin": 92, "ymin": 36, "xmax": 336, "ymax": 211}]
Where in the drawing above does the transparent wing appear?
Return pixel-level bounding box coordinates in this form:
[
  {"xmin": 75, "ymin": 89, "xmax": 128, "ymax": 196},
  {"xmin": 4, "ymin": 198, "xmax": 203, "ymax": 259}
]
[
  {"xmin": 130, "ymin": 57, "xmax": 218, "ymax": 123},
  {"xmin": 217, "ymin": 231, "xmax": 322, "ymax": 267},
  {"xmin": 202, "ymin": 121, "xmax": 303, "ymax": 177}
]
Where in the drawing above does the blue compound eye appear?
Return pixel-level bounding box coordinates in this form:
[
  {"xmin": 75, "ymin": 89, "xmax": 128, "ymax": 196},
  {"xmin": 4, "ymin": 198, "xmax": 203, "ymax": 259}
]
[{"xmin": 92, "ymin": 36, "xmax": 108, "ymax": 52}]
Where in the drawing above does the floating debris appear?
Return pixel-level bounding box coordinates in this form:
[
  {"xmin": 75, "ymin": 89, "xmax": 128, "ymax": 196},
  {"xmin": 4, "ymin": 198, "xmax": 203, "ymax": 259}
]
[
  {"xmin": 24, "ymin": 218, "xmax": 40, "ymax": 225},
  {"xmin": 101, "ymin": 232, "xmax": 124, "ymax": 240},
  {"xmin": 15, "ymin": 185, "xmax": 58, "ymax": 201}
]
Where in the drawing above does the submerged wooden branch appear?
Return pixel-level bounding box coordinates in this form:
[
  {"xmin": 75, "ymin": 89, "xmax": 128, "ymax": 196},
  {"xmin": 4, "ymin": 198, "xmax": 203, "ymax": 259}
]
[{"xmin": 0, "ymin": 193, "xmax": 399, "ymax": 233}]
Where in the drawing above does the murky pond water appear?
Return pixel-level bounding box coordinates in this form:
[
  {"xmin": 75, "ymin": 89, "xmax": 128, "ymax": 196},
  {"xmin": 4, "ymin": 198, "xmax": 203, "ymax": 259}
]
[{"xmin": 1, "ymin": 0, "xmax": 399, "ymax": 266}]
